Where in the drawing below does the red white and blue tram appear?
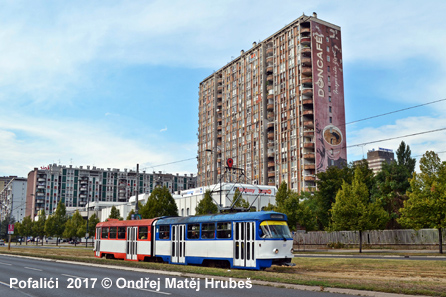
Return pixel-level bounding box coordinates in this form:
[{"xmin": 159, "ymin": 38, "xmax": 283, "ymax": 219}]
[{"xmin": 94, "ymin": 211, "xmax": 294, "ymax": 270}]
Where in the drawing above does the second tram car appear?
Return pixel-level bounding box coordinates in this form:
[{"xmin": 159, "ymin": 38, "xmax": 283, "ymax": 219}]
[{"xmin": 94, "ymin": 211, "xmax": 294, "ymax": 270}]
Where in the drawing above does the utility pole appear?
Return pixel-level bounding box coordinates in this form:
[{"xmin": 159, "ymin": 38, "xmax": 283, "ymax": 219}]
[{"xmin": 135, "ymin": 164, "xmax": 139, "ymax": 216}]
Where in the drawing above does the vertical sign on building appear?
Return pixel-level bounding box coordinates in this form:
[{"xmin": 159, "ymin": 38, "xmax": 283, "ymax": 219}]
[{"xmin": 311, "ymin": 21, "xmax": 347, "ymax": 172}]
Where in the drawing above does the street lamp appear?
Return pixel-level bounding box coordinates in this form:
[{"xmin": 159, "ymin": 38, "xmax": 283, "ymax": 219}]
[{"xmin": 205, "ymin": 147, "xmax": 222, "ymax": 210}]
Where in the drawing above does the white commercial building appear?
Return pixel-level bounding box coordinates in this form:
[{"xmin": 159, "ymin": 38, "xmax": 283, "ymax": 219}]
[{"xmin": 176, "ymin": 183, "xmax": 277, "ymax": 216}]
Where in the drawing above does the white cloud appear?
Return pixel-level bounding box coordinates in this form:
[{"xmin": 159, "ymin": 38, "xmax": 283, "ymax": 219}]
[
  {"xmin": 0, "ymin": 113, "xmax": 195, "ymax": 177},
  {"xmin": 160, "ymin": 126, "xmax": 167, "ymax": 133},
  {"xmin": 347, "ymin": 116, "xmax": 446, "ymax": 164}
]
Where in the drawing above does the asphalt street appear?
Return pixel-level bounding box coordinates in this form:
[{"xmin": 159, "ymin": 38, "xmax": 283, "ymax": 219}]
[{"xmin": 0, "ymin": 254, "xmax": 348, "ymax": 297}]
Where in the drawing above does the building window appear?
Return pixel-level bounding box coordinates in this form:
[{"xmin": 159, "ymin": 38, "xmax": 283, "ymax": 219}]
[
  {"xmin": 329, "ymin": 96, "xmax": 332, "ymax": 102},
  {"xmin": 328, "ymin": 86, "xmax": 331, "ymax": 92},
  {"xmin": 327, "ymin": 56, "xmax": 330, "ymax": 62},
  {"xmin": 328, "ymin": 66, "xmax": 330, "ymax": 72},
  {"xmin": 329, "ymin": 117, "xmax": 332, "ymax": 123},
  {"xmin": 327, "ymin": 46, "xmax": 329, "ymax": 52},
  {"xmin": 329, "ymin": 106, "xmax": 332, "ymax": 113},
  {"xmin": 328, "ymin": 76, "xmax": 330, "ymax": 83}
]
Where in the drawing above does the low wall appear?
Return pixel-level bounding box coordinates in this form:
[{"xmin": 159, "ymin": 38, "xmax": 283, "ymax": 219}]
[{"xmin": 293, "ymin": 229, "xmax": 446, "ymax": 249}]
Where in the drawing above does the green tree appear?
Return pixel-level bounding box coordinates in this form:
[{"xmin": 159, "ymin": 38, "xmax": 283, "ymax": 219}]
[
  {"xmin": 0, "ymin": 214, "xmax": 16, "ymax": 240},
  {"xmin": 232, "ymin": 188, "xmax": 250, "ymax": 209},
  {"xmin": 87, "ymin": 213, "xmax": 100, "ymax": 237},
  {"xmin": 314, "ymin": 164, "xmax": 354, "ymax": 230},
  {"xmin": 32, "ymin": 210, "xmax": 46, "ymax": 245},
  {"xmin": 14, "ymin": 221, "xmax": 22, "ymax": 244},
  {"xmin": 63, "ymin": 210, "xmax": 85, "ymax": 246},
  {"xmin": 20, "ymin": 216, "xmax": 33, "ymax": 245},
  {"xmin": 108, "ymin": 206, "xmax": 121, "ymax": 220},
  {"xmin": 44, "ymin": 201, "xmax": 67, "ymax": 245},
  {"xmin": 275, "ymin": 181, "xmax": 292, "ymax": 212},
  {"xmin": 196, "ymin": 190, "xmax": 218, "ymax": 215},
  {"xmin": 398, "ymin": 151, "xmax": 446, "ymax": 253},
  {"xmin": 373, "ymin": 141, "xmax": 416, "ymax": 228},
  {"xmin": 281, "ymin": 191, "xmax": 318, "ymax": 231},
  {"xmin": 140, "ymin": 186, "xmax": 178, "ymax": 218},
  {"xmin": 330, "ymin": 167, "xmax": 388, "ymax": 252}
]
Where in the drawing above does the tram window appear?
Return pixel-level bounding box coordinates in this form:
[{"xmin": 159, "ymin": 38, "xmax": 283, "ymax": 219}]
[
  {"xmin": 201, "ymin": 223, "xmax": 215, "ymax": 239},
  {"xmin": 159, "ymin": 225, "xmax": 170, "ymax": 239},
  {"xmin": 139, "ymin": 226, "xmax": 148, "ymax": 240},
  {"xmin": 109, "ymin": 227, "xmax": 117, "ymax": 239},
  {"xmin": 187, "ymin": 224, "xmax": 200, "ymax": 239},
  {"xmin": 217, "ymin": 222, "xmax": 232, "ymax": 238},
  {"xmin": 117, "ymin": 227, "xmax": 126, "ymax": 239},
  {"xmin": 101, "ymin": 227, "xmax": 109, "ymax": 239}
]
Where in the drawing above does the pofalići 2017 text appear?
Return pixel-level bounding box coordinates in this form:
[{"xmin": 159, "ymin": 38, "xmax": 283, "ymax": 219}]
[{"xmin": 10, "ymin": 277, "xmax": 253, "ymax": 291}]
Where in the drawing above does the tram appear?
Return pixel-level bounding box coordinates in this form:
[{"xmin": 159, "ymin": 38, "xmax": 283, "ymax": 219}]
[{"xmin": 94, "ymin": 211, "xmax": 294, "ymax": 270}]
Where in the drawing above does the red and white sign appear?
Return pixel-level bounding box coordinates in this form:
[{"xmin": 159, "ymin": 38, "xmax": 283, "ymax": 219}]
[{"xmin": 7, "ymin": 224, "xmax": 14, "ymax": 235}]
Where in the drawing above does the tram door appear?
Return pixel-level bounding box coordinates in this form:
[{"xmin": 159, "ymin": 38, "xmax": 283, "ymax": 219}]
[
  {"xmin": 171, "ymin": 225, "xmax": 186, "ymax": 264},
  {"xmin": 126, "ymin": 226, "xmax": 138, "ymax": 260},
  {"xmin": 94, "ymin": 227, "xmax": 101, "ymax": 257},
  {"xmin": 233, "ymin": 222, "xmax": 256, "ymax": 267}
]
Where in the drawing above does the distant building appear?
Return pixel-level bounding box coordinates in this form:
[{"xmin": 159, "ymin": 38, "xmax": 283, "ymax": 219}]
[
  {"xmin": 0, "ymin": 176, "xmax": 27, "ymax": 222},
  {"xmin": 366, "ymin": 148, "xmax": 395, "ymax": 174},
  {"xmin": 26, "ymin": 164, "xmax": 196, "ymax": 220}
]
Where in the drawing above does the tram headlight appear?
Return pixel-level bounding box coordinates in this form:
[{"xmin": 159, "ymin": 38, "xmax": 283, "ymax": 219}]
[{"xmin": 273, "ymin": 248, "xmax": 279, "ymax": 254}]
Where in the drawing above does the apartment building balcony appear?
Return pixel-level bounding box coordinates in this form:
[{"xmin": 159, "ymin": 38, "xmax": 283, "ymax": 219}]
[
  {"xmin": 267, "ymin": 100, "xmax": 274, "ymax": 111},
  {"xmin": 303, "ymin": 142, "xmax": 314, "ymax": 148},
  {"xmin": 267, "ymin": 121, "xmax": 274, "ymax": 129},
  {"xmin": 217, "ymin": 101, "xmax": 222, "ymax": 108},
  {"xmin": 37, "ymin": 185, "xmax": 45, "ymax": 189},
  {"xmin": 302, "ymin": 98, "xmax": 313, "ymax": 106},
  {"xmin": 302, "ymin": 109, "xmax": 313, "ymax": 116},
  {"xmin": 302, "ymin": 76, "xmax": 312, "ymax": 84},
  {"xmin": 266, "ymin": 84, "xmax": 273, "ymax": 91},
  {"xmin": 302, "ymin": 88, "xmax": 313, "ymax": 96},
  {"xmin": 302, "ymin": 66, "xmax": 312, "ymax": 75},
  {"xmin": 268, "ymin": 161, "xmax": 275, "ymax": 168},
  {"xmin": 267, "ymin": 112, "xmax": 274, "ymax": 120},
  {"xmin": 80, "ymin": 180, "xmax": 88, "ymax": 185},
  {"xmin": 303, "ymin": 121, "xmax": 314, "ymax": 128},
  {"xmin": 79, "ymin": 194, "xmax": 87, "ymax": 198},
  {"xmin": 266, "ymin": 63, "xmax": 273, "ymax": 74},
  {"xmin": 36, "ymin": 192, "xmax": 45, "ymax": 196},
  {"xmin": 301, "ymin": 57, "xmax": 312, "ymax": 66},
  {"xmin": 303, "ymin": 130, "xmax": 314, "ymax": 136},
  {"xmin": 217, "ymin": 125, "xmax": 222, "ymax": 131},
  {"xmin": 304, "ymin": 175, "xmax": 316, "ymax": 182},
  {"xmin": 266, "ymin": 46, "xmax": 273, "ymax": 55},
  {"xmin": 266, "ymin": 55, "xmax": 273, "ymax": 63},
  {"xmin": 303, "ymin": 153, "xmax": 315, "ymax": 160},
  {"xmin": 268, "ymin": 181, "xmax": 276, "ymax": 186},
  {"xmin": 217, "ymin": 141, "xmax": 222, "ymax": 146},
  {"xmin": 266, "ymin": 74, "xmax": 273, "ymax": 82},
  {"xmin": 268, "ymin": 141, "xmax": 275, "ymax": 148},
  {"xmin": 301, "ymin": 27, "xmax": 310, "ymax": 33},
  {"xmin": 301, "ymin": 36, "xmax": 311, "ymax": 44},
  {"xmin": 217, "ymin": 92, "xmax": 222, "ymax": 99},
  {"xmin": 37, "ymin": 178, "xmax": 45, "ymax": 182},
  {"xmin": 217, "ymin": 84, "xmax": 223, "ymax": 91},
  {"xmin": 267, "ymin": 132, "xmax": 274, "ymax": 140},
  {"xmin": 304, "ymin": 186, "xmax": 316, "ymax": 192},
  {"xmin": 267, "ymin": 149, "xmax": 274, "ymax": 158},
  {"xmin": 304, "ymin": 164, "xmax": 315, "ymax": 170},
  {"xmin": 268, "ymin": 170, "xmax": 275, "ymax": 177}
]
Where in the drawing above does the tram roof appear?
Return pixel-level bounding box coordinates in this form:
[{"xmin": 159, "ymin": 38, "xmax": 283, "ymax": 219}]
[{"xmin": 156, "ymin": 211, "xmax": 287, "ymax": 225}]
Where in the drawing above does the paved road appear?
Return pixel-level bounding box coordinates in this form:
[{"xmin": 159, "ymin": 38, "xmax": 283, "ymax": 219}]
[{"xmin": 0, "ymin": 254, "xmax": 348, "ymax": 297}]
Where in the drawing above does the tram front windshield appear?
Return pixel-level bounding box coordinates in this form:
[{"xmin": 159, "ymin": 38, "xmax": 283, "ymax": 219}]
[{"xmin": 260, "ymin": 221, "xmax": 292, "ymax": 239}]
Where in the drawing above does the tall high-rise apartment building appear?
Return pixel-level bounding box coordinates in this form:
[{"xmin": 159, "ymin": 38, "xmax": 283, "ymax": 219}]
[
  {"xmin": 26, "ymin": 164, "xmax": 196, "ymax": 219},
  {"xmin": 197, "ymin": 13, "xmax": 346, "ymax": 191}
]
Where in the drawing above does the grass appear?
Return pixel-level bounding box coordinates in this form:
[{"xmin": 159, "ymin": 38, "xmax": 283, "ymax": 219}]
[{"xmin": 1, "ymin": 246, "xmax": 445, "ymax": 296}]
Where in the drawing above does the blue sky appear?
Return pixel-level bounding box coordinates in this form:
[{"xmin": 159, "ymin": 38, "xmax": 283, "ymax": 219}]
[{"xmin": 1, "ymin": 0, "xmax": 446, "ymax": 177}]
